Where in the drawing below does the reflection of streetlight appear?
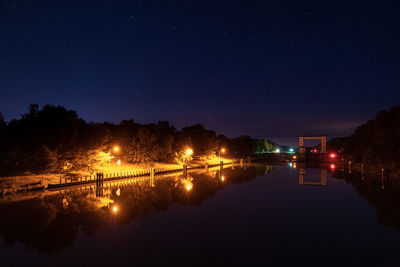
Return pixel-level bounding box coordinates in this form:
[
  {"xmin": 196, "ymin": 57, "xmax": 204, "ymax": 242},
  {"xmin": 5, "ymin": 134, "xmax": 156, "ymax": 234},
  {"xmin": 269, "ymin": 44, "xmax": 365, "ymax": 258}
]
[
  {"xmin": 221, "ymin": 175, "xmax": 225, "ymax": 182},
  {"xmin": 117, "ymin": 159, "xmax": 121, "ymax": 166},
  {"xmin": 185, "ymin": 183, "xmax": 193, "ymax": 191},
  {"xmin": 182, "ymin": 178, "xmax": 193, "ymax": 191},
  {"xmin": 113, "ymin": 205, "xmax": 118, "ymax": 213}
]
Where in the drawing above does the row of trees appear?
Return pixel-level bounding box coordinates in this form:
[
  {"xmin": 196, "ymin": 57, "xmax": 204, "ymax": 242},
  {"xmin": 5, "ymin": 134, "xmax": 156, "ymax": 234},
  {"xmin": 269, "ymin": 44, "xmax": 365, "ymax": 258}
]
[
  {"xmin": 328, "ymin": 105, "xmax": 400, "ymax": 172},
  {"xmin": 0, "ymin": 104, "xmax": 277, "ymax": 175}
]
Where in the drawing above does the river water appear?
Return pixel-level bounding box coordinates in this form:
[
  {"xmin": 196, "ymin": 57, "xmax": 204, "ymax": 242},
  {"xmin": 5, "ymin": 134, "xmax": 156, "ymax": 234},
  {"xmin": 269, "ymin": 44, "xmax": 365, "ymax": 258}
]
[{"xmin": 0, "ymin": 163, "xmax": 399, "ymax": 266}]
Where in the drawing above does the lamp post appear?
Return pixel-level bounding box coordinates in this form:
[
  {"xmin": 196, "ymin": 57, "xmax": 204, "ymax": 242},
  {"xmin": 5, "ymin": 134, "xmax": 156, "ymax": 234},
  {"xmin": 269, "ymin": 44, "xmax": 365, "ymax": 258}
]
[
  {"xmin": 218, "ymin": 148, "xmax": 226, "ymax": 158},
  {"xmin": 185, "ymin": 148, "xmax": 193, "ymax": 156},
  {"xmin": 185, "ymin": 148, "xmax": 193, "ymax": 164},
  {"xmin": 183, "ymin": 148, "xmax": 193, "ymax": 178},
  {"xmin": 109, "ymin": 146, "xmax": 120, "ymax": 164}
]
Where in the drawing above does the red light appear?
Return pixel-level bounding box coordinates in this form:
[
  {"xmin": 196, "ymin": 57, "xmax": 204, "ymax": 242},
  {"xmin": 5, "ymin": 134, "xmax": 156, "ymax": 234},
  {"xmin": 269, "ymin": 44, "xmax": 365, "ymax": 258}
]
[
  {"xmin": 329, "ymin": 153, "xmax": 336, "ymax": 158},
  {"xmin": 330, "ymin": 164, "xmax": 335, "ymax": 170}
]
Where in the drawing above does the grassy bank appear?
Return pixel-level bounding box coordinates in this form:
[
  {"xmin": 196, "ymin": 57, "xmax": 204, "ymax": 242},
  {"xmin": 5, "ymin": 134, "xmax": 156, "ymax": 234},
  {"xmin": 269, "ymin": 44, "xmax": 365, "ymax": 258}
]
[{"xmin": 0, "ymin": 156, "xmax": 235, "ymax": 195}]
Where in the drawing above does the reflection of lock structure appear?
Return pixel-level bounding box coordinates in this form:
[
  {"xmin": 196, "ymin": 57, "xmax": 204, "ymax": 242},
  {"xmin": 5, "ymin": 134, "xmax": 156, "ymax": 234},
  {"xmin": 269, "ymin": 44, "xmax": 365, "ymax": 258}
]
[
  {"xmin": 299, "ymin": 169, "xmax": 327, "ymax": 186},
  {"xmin": 299, "ymin": 168, "xmax": 306, "ymax": 185}
]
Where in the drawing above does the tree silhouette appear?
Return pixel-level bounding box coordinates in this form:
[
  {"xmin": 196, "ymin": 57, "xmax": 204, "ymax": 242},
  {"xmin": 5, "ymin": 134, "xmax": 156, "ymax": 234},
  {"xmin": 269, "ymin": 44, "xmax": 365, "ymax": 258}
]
[
  {"xmin": 34, "ymin": 145, "xmax": 58, "ymax": 173},
  {"xmin": 0, "ymin": 104, "xmax": 274, "ymax": 175},
  {"xmin": 328, "ymin": 105, "xmax": 400, "ymax": 175},
  {"xmin": 0, "ymin": 112, "xmax": 6, "ymax": 130}
]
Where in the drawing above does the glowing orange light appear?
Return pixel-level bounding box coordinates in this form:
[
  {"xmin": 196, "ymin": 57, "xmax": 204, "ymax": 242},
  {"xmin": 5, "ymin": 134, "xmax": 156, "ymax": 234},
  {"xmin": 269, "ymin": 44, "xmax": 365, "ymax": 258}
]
[
  {"xmin": 221, "ymin": 148, "xmax": 226, "ymax": 153},
  {"xmin": 292, "ymin": 155, "xmax": 297, "ymax": 159},
  {"xmin": 113, "ymin": 146, "xmax": 120, "ymax": 152},
  {"xmin": 221, "ymin": 175, "xmax": 225, "ymax": 182},
  {"xmin": 117, "ymin": 159, "xmax": 121, "ymax": 166},
  {"xmin": 293, "ymin": 163, "xmax": 297, "ymax": 169},
  {"xmin": 329, "ymin": 153, "xmax": 336, "ymax": 158},
  {"xmin": 185, "ymin": 148, "xmax": 193, "ymax": 156},
  {"xmin": 185, "ymin": 183, "xmax": 193, "ymax": 191},
  {"xmin": 113, "ymin": 205, "xmax": 118, "ymax": 213}
]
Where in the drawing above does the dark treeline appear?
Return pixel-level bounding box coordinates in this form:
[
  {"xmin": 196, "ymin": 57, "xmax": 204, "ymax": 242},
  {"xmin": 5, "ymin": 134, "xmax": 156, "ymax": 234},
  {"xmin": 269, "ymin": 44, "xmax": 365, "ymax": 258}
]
[
  {"xmin": 328, "ymin": 105, "xmax": 400, "ymax": 176},
  {"xmin": 0, "ymin": 104, "xmax": 276, "ymax": 175}
]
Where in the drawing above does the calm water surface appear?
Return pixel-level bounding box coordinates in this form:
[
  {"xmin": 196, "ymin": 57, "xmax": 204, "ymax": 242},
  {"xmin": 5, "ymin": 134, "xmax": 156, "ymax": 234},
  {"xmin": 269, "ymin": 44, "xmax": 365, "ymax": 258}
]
[{"xmin": 0, "ymin": 164, "xmax": 399, "ymax": 266}]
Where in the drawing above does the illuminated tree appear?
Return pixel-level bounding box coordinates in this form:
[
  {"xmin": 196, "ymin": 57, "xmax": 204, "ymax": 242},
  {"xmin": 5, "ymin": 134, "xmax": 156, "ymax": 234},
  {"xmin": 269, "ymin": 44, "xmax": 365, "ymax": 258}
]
[
  {"xmin": 264, "ymin": 139, "xmax": 276, "ymax": 152},
  {"xmin": 124, "ymin": 128, "xmax": 159, "ymax": 163}
]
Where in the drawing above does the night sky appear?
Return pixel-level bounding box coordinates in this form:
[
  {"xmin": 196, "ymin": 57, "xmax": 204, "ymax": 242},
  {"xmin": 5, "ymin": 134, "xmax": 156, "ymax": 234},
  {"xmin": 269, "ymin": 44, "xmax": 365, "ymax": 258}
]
[{"xmin": 1, "ymin": 0, "xmax": 399, "ymax": 146}]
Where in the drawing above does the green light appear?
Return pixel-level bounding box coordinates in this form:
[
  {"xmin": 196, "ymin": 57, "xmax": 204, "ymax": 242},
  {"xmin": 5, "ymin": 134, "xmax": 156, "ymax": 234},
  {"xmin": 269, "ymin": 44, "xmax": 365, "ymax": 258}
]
[{"xmin": 289, "ymin": 148, "xmax": 294, "ymax": 152}]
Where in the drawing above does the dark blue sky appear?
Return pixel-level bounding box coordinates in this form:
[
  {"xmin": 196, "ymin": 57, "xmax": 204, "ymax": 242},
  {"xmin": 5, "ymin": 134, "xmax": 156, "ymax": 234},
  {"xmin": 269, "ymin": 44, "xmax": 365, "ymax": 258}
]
[{"xmin": 1, "ymin": 0, "xmax": 399, "ymax": 145}]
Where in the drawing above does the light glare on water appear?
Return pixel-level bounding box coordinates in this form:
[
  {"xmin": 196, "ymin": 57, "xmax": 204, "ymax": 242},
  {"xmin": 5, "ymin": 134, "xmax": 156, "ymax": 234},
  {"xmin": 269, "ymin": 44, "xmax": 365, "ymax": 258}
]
[{"xmin": 0, "ymin": 164, "xmax": 399, "ymax": 266}]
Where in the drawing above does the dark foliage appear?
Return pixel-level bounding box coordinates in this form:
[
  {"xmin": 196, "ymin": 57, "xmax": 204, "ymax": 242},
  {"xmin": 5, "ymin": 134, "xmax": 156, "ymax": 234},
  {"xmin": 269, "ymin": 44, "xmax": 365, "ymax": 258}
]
[
  {"xmin": 0, "ymin": 112, "xmax": 6, "ymax": 130},
  {"xmin": 328, "ymin": 105, "xmax": 400, "ymax": 172},
  {"xmin": 0, "ymin": 104, "xmax": 273, "ymax": 174}
]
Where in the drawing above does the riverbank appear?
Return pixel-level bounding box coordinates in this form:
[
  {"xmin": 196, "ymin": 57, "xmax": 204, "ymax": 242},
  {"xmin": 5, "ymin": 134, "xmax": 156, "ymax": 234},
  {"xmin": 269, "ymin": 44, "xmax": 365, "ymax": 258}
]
[
  {"xmin": 0, "ymin": 156, "xmax": 235, "ymax": 196},
  {"xmin": 336, "ymin": 155, "xmax": 400, "ymax": 181}
]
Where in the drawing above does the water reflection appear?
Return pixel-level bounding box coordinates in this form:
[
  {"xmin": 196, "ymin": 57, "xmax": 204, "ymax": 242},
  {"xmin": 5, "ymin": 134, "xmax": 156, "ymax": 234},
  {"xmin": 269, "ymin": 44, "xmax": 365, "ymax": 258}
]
[
  {"xmin": 291, "ymin": 162, "xmax": 327, "ymax": 186},
  {"xmin": 330, "ymin": 166, "xmax": 400, "ymax": 232},
  {"xmin": 0, "ymin": 164, "xmax": 272, "ymax": 255},
  {"xmin": 3, "ymin": 163, "xmax": 400, "ymax": 265},
  {"xmin": 293, "ymin": 161, "xmax": 400, "ymax": 233},
  {"xmin": 179, "ymin": 176, "xmax": 194, "ymax": 192},
  {"xmin": 298, "ymin": 168, "xmax": 327, "ymax": 186},
  {"xmin": 112, "ymin": 205, "xmax": 118, "ymax": 214}
]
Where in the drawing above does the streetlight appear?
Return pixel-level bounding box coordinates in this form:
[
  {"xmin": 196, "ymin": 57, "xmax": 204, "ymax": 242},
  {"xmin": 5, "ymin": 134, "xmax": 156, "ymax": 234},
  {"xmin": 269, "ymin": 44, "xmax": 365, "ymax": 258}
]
[
  {"xmin": 185, "ymin": 148, "xmax": 193, "ymax": 156},
  {"xmin": 109, "ymin": 146, "xmax": 121, "ymax": 164},
  {"xmin": 184, "ymin": 148, "xmax": 193, "ymax": 167},
  {"xmin": 218, "ymin": 147, "xmax": 226, "ymax": 158}
]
